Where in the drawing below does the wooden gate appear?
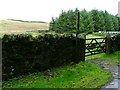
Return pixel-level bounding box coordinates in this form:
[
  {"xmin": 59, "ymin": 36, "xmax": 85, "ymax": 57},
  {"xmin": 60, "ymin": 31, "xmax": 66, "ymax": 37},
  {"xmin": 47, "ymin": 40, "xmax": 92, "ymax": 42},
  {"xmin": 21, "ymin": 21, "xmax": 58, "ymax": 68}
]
[{"xmin": 85, "ymin": 38, "xmax": 106, "ymax": 56}]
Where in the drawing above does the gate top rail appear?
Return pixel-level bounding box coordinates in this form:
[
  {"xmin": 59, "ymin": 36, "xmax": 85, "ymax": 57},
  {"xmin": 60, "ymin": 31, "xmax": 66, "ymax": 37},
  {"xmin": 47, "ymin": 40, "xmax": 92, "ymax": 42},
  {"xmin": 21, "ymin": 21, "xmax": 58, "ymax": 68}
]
[{"xmin": 85, "ymin": 38, "xmax": 106, "ymax": 40}]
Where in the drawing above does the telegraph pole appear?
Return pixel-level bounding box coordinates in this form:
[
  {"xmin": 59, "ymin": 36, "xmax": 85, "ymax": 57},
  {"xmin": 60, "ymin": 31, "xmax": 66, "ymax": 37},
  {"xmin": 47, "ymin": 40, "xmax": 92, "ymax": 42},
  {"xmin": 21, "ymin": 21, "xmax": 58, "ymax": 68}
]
[
  {"xmin": 76, "ymin": 11, "xmax": 80, "ymax": 38},
  {"xmin": 76, "ymin": 11, "xmax": 80, "ymax": 61}
]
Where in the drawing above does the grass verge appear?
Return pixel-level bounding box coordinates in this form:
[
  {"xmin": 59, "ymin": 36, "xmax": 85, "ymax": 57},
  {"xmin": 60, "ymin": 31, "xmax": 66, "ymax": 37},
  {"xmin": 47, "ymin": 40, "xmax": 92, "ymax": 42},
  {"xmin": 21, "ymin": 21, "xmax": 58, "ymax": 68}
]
[
  {"xmin": 3, "ymin": 61, "xmax": 111, "ymax": 88},
  {"xmin": 86, "ymin": 51, "xmax": 120, "ymax": 66}
]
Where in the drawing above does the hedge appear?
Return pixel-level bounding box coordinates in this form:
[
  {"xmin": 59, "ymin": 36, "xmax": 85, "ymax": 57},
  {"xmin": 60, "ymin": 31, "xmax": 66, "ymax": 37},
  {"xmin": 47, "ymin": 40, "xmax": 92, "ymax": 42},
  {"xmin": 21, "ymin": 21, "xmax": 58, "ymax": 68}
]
[{"xmin": 2, "ymin": 34, "xmax": 85, "ymax": 81}]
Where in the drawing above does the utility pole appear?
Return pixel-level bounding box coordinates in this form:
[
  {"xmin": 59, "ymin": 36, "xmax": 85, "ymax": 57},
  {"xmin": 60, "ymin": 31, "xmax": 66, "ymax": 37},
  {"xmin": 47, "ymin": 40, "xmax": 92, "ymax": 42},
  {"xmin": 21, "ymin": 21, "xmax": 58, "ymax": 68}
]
[
  {"xmin": 76, "ymin": 11, "xmax": 80, "ymax": 62},
  {"xmin": 76, "ymin": 11, "xmax": 80, "ymax": 38}
]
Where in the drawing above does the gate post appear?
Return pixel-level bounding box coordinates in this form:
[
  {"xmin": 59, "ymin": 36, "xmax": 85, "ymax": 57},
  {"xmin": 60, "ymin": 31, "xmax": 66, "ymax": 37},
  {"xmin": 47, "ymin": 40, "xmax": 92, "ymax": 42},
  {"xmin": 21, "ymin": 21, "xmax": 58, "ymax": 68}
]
[
  {"xmin": 82, "ymin": 38, "xmax": 85, "ymax": 61},
  {"xmin": 79, "ymin": 35, "xmax": 86, "ymax": 62},
  {"xmin": 106, "ymin": 34, "xmax": 113, "ymax": 54}
]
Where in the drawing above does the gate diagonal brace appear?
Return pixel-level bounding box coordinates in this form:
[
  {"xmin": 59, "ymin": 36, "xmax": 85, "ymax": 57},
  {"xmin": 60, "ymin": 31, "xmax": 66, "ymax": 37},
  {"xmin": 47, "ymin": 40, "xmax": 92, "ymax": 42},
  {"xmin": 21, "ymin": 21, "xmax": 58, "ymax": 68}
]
[{"xmin": 85, "ymin": 38, "xmax": 106, "ymax": 56}]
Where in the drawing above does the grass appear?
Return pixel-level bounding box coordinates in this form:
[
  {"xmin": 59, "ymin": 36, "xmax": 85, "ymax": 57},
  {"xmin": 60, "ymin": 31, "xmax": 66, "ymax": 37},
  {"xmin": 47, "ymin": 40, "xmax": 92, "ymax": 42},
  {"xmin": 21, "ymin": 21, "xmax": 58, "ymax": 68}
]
[
  {"xmin": 86, "ymin": 51, "xmax": 120, "ymax": 66},
  {"xmin": 1, "ymin": 29, "xmax": 116, "ymax": 88},
  {"xmin": 3, "ymin": 61, "xmax": 111, "ymax": 88},
  {"xmin": 0, "ymin": 20, "xmax": 49, "ymax": 38},
  {"xmin": 0, "ymin": 20, "xmax": 49, "ymax": 33},
  {"xmin": 86, "ymin": 34, "xmax": 104, "ymax": 39}
]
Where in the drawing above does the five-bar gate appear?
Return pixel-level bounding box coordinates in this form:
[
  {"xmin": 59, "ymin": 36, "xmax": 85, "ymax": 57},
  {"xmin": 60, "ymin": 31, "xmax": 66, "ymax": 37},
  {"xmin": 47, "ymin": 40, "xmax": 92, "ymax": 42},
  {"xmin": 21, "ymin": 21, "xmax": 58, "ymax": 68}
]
[{"xmin": 85, "ymin": 38, "xmax": 106, "ymax": 56}]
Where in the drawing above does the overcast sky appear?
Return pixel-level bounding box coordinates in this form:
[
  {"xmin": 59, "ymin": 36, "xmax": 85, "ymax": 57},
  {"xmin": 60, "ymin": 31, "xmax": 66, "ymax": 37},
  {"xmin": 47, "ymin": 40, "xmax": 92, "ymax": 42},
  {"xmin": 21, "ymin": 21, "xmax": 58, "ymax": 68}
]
[{"xmin": 0, "ymin": 0, "xmax": 119, "ymax": 22}]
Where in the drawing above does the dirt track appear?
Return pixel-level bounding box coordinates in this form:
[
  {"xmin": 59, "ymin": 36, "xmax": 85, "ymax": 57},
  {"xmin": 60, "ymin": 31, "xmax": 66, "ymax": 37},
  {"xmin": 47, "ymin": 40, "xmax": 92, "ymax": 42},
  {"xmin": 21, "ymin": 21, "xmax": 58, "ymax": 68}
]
[{"xmin": 87, "ymin": 60, "xmax": 119, "ymax": 89}]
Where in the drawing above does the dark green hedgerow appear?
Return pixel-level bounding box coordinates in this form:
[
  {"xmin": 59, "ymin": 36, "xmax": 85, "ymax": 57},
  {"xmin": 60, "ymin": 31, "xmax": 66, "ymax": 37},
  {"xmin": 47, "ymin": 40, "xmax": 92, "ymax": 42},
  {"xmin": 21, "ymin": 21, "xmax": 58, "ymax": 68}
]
[{"xmin": 2, "ymin": 34, "xmax": 85, "ymax": 81}]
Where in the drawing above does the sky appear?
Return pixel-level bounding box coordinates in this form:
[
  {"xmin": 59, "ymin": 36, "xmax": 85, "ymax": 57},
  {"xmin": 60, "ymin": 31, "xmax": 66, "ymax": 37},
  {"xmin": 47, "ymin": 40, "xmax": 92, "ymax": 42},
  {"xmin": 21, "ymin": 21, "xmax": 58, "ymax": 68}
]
[{"xmin": 0, "ymin": 0, "xmax": 119, "ymax": 22}]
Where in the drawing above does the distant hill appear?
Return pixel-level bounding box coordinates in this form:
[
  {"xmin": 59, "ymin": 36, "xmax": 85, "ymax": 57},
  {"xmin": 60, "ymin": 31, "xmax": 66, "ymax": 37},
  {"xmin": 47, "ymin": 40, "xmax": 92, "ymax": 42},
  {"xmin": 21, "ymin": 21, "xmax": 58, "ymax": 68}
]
[
  {"xmin": 0, "ymin": 19, "xmax": 49, "ymax": 33},
  {"xmin": 8, "ymin": 19, "xmax": 47, "ymax": 23}
]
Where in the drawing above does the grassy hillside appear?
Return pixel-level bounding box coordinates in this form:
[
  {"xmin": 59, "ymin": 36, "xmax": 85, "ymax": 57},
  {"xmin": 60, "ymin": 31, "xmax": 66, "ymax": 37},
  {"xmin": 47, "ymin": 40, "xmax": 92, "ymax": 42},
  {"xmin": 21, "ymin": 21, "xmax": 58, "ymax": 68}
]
[{"xmin": 0, "ymin": 20, "xmax": 49, "ymax": 33}]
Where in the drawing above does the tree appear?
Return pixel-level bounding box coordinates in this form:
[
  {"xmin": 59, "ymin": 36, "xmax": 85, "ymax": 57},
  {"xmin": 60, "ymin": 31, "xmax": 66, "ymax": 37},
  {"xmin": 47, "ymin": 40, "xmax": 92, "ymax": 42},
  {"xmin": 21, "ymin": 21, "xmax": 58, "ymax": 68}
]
[
  {"xmin": 104, "ymin": 10, "xmax": 114, "ymax": 31},
  {"xmin": 50, "ymin": 9, "xmax": 118, "ymax": 33},
  {"xmin": 80, "ymin": 9, "xmax": 94, "ymax": 33},
  {"xmin": 112, "ymin": 16, "xmax": 119, "ymax": 31}
]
